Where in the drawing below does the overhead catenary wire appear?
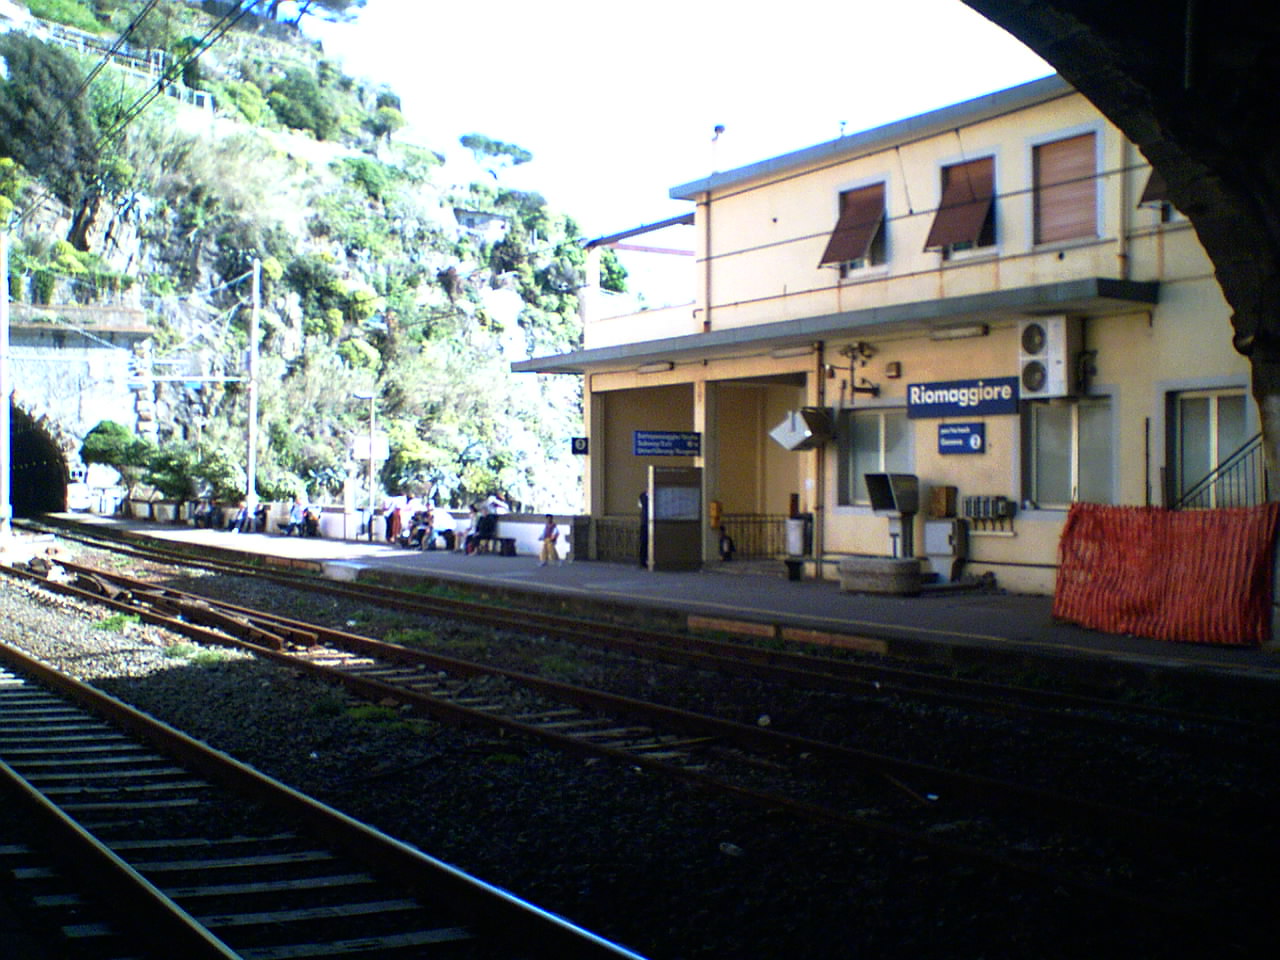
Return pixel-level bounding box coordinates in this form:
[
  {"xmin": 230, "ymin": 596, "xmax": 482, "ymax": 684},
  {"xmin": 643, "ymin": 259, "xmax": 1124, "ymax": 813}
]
[
  {"xmin": 38, "ymin": 0, "xmax": 165, "ymax": 136},
  {"xmin": 12, "ymin": 0, "xmax": 258, "ymax": 228}
]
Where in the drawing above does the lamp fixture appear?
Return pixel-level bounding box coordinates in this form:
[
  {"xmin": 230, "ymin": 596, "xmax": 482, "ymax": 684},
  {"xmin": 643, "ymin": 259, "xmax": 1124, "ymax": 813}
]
[
  {"xmin": 930, "ymin": 323, "xmax": 989, "ymax": 341},
  {"xmin": 636, "ymin": 361, "xmax": 674, "ymax": 374},
  {"xmin": 770, "ymin": 344, "xmax": 815, "ymax": 359}
]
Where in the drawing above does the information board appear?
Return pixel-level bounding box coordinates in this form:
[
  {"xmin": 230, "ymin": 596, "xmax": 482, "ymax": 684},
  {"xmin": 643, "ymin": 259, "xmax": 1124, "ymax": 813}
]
[
  {"xmin": 938, "ymin": 422, "xmax": 986, "ymax": 454},
  {"xmin": 634, "ymin": 431, "xmax": 701, "ymax": 456}
]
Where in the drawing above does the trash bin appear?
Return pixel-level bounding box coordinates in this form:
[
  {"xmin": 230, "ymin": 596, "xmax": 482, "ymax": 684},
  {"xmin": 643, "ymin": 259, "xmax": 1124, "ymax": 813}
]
[{"xmin": 785, "ymin": 513, "xmax": 813, "ymax": 557}]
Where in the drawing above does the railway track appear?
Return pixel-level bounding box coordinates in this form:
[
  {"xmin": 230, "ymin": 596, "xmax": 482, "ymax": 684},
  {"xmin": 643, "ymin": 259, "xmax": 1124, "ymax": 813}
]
[
  {"xmin": 0, "ymin": 642, "xmax": 647, "ymax": 959},
  {"xmin": 5, "ymin": 552, "xmax": 1276, "ymax": 955},
  {"xmin": 29, "ymin": 516, "xmax": 1280, "ymax": 742}
]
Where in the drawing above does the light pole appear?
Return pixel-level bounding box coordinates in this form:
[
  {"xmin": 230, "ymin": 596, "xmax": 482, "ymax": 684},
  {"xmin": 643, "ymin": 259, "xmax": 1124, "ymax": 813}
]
[{"xmin": 353, "ymin": 391, "xmax": 375, "ymax": 540}]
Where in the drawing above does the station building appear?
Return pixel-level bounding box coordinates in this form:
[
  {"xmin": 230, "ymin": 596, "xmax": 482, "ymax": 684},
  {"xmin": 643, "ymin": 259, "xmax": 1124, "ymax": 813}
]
[{"xmin": 514, "ymin": 75, "xmax": 1255, "ymax": 594}]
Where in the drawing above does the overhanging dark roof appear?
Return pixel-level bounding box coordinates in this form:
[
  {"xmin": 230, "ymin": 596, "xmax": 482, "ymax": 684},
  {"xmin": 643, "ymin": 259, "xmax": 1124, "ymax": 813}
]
[{"xmin": 510, "ymin": 277, "xmax": 1158, "ymax": 375}]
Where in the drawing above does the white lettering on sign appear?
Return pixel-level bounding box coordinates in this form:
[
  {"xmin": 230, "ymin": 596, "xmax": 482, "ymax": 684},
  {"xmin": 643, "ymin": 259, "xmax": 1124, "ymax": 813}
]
[{"xmin": 909, "ymin": 381, "xmax": 1014, "ymax": 408}]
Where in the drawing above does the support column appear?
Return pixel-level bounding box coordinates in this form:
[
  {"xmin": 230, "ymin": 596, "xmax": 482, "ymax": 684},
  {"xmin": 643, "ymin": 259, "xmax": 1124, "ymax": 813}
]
[{"xmin": 694, "ymin": 377, "xmax": 718, "ymax": 562}]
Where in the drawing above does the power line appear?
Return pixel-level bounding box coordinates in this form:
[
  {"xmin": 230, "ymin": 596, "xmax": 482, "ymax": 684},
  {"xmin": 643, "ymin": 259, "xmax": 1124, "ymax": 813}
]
[
  {"xmin": 13, "ymin": 0, "xmax": 258, "ymax": 228},
  {"xmin": 42, "ymin": 0, "xmax": 165, "ymax": 134}
]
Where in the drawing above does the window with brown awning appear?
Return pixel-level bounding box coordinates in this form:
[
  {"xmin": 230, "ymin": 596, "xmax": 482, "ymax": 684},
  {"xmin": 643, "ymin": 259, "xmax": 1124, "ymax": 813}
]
[
  {"xmin": 923, "ymin": 156, "xmax": 995, "ymax": 251},
  {"xmin": 1034, "ymin": 132, "xmax": 1096, "ymax": 244},
  {"xmin": 819, "ymin": 183, "xmax": 886, "ymax": 267}
]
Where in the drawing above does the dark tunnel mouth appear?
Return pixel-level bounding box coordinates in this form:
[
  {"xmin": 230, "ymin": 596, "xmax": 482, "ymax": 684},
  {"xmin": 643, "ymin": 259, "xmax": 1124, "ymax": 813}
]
[{"xmin": 10, "ymin": 405, "xmax": 69, "ymax": 516}]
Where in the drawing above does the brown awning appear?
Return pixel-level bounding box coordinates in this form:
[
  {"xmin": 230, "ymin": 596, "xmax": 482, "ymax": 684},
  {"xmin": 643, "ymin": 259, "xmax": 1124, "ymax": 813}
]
[
  {"xmin": 924, "ymin": 157, "xmax": 994, "ymax": 250},
  {"xmin": 818, "ymin": 183, "xmax": 885, "ymax": 266},
  {"xmin": 1139, "ymin": 167, "xmax": 1168, "ymax": 205}
]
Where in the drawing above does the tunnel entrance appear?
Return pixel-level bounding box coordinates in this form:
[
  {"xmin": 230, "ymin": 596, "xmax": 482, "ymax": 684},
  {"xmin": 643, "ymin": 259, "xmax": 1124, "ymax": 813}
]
[{"xmin": 10, "ymin": 405, "xmax": 69, "ymax": 516}]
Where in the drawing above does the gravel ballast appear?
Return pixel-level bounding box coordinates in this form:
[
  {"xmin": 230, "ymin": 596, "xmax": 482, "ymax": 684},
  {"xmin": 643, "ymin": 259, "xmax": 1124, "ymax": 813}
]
[{"xmin": 0, "ymin": 568, "xmax": 1234, "ymax": 959}]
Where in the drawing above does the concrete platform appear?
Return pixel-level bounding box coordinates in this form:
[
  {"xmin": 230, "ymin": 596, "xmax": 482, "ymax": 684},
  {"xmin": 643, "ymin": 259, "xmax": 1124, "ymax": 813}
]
[{"xmin": 41, "ymin": 514, "xmax": 1280, "ymax": 694}]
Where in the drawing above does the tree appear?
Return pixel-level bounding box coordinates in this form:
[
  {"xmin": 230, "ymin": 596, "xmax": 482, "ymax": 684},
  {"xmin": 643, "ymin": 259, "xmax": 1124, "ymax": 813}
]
[
  {"xmin": 0, "ymin": 34, "xmax": 100, "ymax": 245},
  {"xmin": 460, "ymin": 133, "xmax": 533, "ymax": 177},
  {"xmin": 267, "ymin": 68, "xmax": 340, "ymax": 140},
  {"xmin": 80, "ymin": 420, "xmax": 154, "ymax": 500},
  {"xmin": 142, "ymin": 444, "xmax": 199, "ymax": 502},
  {"xmin": 262, "ymin": 0, "xmax": 367, "ymax": 25},
  {"xmin": 364, "ymin": 106, "xmax": 405, "ymax": 151}
]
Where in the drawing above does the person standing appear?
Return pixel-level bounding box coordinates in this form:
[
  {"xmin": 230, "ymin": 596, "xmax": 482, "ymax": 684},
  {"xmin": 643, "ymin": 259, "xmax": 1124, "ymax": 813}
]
[
  {"xmin": 538, "ymin": 514, "xmax": 560, "ymax": 566},
  {"xmin": 283, "ymin": 496, "xmax": 305, "ymax": 536},
  {"xmin": 637, "ymin": 490, "xmax": 649, "ymax": 568}
]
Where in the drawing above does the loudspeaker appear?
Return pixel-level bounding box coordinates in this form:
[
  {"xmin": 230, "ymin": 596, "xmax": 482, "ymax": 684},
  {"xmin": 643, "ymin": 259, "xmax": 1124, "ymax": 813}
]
[
  {"xmin": 769, "ymin": 407, "xmax": 835, "ymax": 451},
  {"xmin": 1018, "ymin": 316, "xmax": 1081, "ymax": 398}
]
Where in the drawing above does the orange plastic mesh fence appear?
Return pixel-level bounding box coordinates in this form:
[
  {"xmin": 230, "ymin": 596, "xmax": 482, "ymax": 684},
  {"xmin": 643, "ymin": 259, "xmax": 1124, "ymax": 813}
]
[{"xmin": 1053, "ymin": 502, "xmax": 1280, "ymax": 646}]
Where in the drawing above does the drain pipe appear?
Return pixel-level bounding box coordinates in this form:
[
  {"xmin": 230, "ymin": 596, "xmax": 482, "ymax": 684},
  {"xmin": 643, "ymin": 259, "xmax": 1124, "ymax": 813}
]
[{"xmin": 814, "ymin": 341, "xmax": 826, "ymax": 567}]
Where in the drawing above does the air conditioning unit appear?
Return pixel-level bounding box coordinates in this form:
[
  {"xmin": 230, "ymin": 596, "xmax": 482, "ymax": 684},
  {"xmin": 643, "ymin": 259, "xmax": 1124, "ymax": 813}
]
[{"xmin": 1018, "ymin": 316, "xmax": 1081, "ymax": 398}]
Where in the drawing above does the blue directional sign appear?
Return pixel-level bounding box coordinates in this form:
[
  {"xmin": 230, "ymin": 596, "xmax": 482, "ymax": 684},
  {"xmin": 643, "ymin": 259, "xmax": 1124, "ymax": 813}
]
[
  {"xmin": 634, "ymin": 431, "xmax": 701, "ymax": 456},
  {"xmin": 938, "ymin": 422, "xmax": 986, "ymax": 455}
]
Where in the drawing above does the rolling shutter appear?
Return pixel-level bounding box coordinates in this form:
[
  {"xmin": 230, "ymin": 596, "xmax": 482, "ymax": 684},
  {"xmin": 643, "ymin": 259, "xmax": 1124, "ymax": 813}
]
[{"xmin": 1034, "ymin": 133, "xmax": 1096, "ymax": 244}]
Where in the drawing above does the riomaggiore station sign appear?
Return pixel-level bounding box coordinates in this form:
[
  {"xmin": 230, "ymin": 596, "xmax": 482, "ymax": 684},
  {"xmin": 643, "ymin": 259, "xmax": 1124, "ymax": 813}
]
[{"xmin": 907, "ymin": 377, "xmax": 1019, "ymax": 419}]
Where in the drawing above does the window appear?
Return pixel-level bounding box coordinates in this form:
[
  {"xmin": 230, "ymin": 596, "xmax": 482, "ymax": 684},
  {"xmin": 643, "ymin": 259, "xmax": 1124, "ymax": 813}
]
[
  {"xmin": 837, "ymin": 408, "xmax": 910, "ymax": 505},
  {"xmin": 1138, "ymin": 167, "xmax": 1178, "ymax": 224},
  {"xmin": 819, "ymin": 183, "xmax": 887, "ymax": 274},
  {"xmin": 1034, "ymin": 132, "xmax": 1096, "ymax": 244},
  {"xmin": 924, "ymin": 156, "xmax": 995, "ymax": 257},
  {"xmin": 1172, "ymin": 390, "xmax": 1249, "ymax": 505},
  {"xmin": 1024, "ymin": 397, "xmax": 1113, "ymax": 507}
]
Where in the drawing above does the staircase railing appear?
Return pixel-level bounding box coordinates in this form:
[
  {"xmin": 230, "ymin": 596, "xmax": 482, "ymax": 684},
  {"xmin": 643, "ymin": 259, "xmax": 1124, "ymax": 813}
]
[{"xmin": 1171, "ymin": 432, "xmax": 1269, "ymax": 509}]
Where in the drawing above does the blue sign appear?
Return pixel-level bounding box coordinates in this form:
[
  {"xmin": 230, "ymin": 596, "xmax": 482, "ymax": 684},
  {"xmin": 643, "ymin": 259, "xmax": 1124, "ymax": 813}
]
[
  {"xmin": 634, "ymin": 431, "xmax": 701, "ymax": 456},
  {"xmin": 908, "ymin": 376, "xmax": 1019, "ymax": 419},
  {"xmin": 938, "ymin": 422, "xmax": 986, "ymax": 455}
]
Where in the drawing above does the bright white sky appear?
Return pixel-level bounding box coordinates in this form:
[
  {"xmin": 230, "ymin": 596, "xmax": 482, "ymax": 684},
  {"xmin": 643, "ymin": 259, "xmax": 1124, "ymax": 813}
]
[
  {"xmin": 306, "ymin": 1, "xmax": 1050, "ymax": 304},
  {"xmin": 308, "ymin": 0, "xmax": 1051, "ymax": 236}
]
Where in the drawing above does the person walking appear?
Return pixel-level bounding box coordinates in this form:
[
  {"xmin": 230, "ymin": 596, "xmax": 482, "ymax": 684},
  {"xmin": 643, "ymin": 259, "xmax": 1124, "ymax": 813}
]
[{"xmin": 538, "ymin": 514, "xmax": 560, "ymax": 566}]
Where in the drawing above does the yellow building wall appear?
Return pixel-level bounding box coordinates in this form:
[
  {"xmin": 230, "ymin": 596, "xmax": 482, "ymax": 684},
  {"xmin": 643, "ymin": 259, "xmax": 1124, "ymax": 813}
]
[
  {"xmin": 599, "ymin": 383, "xmax": 694, "ymax": 516},
  {"xmin": 711, "ymin": 383, "xmax": 810, "ymax": 515},
  {"xmin": 578, "ymin": 82, "xmax": 1253, "ymax": 594}
]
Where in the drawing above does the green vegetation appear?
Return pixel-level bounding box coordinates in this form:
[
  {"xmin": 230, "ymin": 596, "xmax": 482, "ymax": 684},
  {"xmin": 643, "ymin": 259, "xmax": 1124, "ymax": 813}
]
[
  {"xmin": 3, "ymin": 0, "xmax": 592, "ymax": 511},
  {"xmin": 23, "ymin": 0, "xmax": 106, "ymax": 34},
  {"xmin": 97, "ymin": 612, "xmax": 140, "ymax": 632},
  {"xmin": 162, "ymin": 642, "xmax": 230, "ymax": 665}
]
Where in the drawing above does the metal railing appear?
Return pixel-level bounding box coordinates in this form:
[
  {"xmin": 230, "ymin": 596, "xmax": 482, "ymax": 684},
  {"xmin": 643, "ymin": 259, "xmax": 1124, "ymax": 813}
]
[
  {"xmin": 594, "ymin": 515, "xmax": 640, "ymax": 564},
  {"xmin": 1171, "ymin": 432, "xmax": 1269, "ymax": 509},
  {"xmin": 588, "ymin": 513, "xmax": 788, "ymax": 562},
  {"xmin": 721, "ymin": 514, "xmax": 789, "ymax": 559}
]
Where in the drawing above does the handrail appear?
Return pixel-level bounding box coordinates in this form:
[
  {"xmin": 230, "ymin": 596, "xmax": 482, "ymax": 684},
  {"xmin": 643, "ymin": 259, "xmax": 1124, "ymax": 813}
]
[{"xmin": 1171, "ymin": 432, "xmax": 1269, "ymax": 509}]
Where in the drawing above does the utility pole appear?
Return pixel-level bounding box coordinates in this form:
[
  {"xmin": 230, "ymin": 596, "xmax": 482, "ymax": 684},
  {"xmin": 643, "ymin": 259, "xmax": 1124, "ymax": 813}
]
[
  {"xmin": 0, "ymin": 231, "xmax": 10, "ymax": 541},
  {"xmin": 245, "ymin": 258, "xmax": 260, "ymax": 511}
]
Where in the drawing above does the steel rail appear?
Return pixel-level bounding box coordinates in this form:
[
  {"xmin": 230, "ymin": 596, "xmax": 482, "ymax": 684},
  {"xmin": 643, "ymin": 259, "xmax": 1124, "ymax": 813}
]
[
  {"xmin": 34, "ymin": 517, "xmax": 1280, "ymax": 742},
  {"xmin": 0, "ymin": 637, "xmax": 649, "ymax": 960},
  {"xmin": 16, "ymin": 559, "xmax": 1272, "ymax": 868},
  {"xmin": 3, "ymin": 561, "xmax": 1270, "ymax": 956},
  {"xmin": 0, "ymin": 755, "xmax": 241, "ymax": 959}
]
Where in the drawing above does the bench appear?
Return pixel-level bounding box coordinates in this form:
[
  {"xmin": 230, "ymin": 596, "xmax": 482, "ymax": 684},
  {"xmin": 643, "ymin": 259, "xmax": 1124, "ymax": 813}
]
[{"xmin": 475, "ymin": 537, "xmax": 517, "ymax": 557}]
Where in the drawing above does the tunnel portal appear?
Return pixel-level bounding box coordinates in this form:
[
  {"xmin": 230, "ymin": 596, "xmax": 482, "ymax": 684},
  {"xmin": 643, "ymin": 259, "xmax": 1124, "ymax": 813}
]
[{"xmin": 10, "ymin": 405, "xmax": 69, "ymax": 516}]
